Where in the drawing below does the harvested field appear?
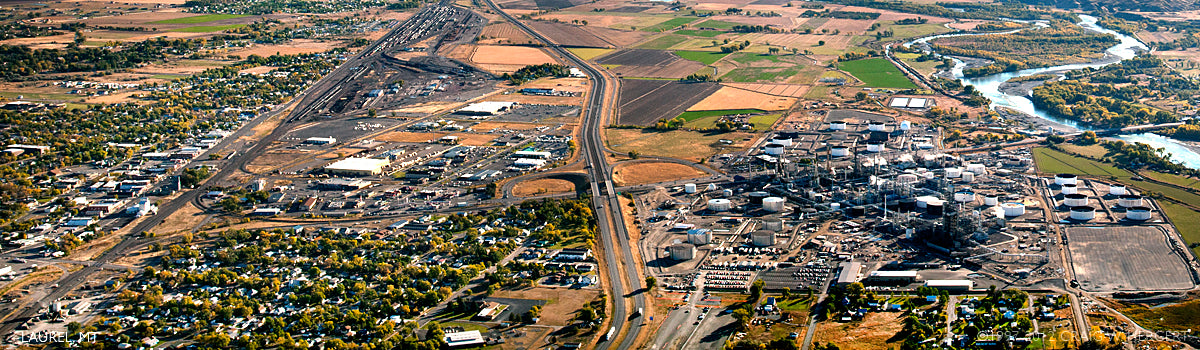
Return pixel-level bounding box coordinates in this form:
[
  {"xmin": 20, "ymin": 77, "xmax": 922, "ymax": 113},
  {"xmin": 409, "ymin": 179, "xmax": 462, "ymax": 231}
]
[
  {"xmin": 605, "ymin": 128, "xmax": 757, "ymax": 161},
  {"xmin": 512, "ymin": 178, "xmax": 575, "ymax": 196},
  {"xmin": 596, "ymin": 49, "xmax": 675, "ymax": 66},
  {"xmin": 1139, "ymin": 30, "xmax": 1185, "ymax": 43},
  {"xmin": 498, "ymin": 0, "xmax": 538, "ymax": 10},
  {"xmin": 723, "ymin": 83, "xmax": 811, "ymax": 97},
  {"xmin": 617, "ymin": 79, "xmax": 721, "ymax": 125},
  {"xmin": 567, "ymin": 48, "xmax": 614, "ymax": 60},
  {"xmin": 388, "ymin": 101, "xmax": 461, "ymax": 115},
  {"xmin": 635, "ymin": 34, "xmax": 690, "ymax": 50},
  {"xmin": 812, "ymin": 313, "xmax": 905, "ymax": 350},
  {"xmin": 612, "ymin": 161, "xmax": 708, "ymax": 186},
  {"xmin": 226, "ymin": 39, "xmax": 338, "ymax": 57},
  {"xmin": 491, "ymin": 287, "xmax": 600, "ymax": 326},
  {"xmin": 581, "ymin": 26, "xmax": 652, "ymax": 47},
  {"xmin": 471, "ymin": 45, "xmax": 558, "ymax": 65},
  {"xmin": 610, "ymin": 60, "xmax": 703, "ymax": 79},
  {"xmin": 814, "ymin": 18, "xmax": 877, "ymax": 35},
  {"xmin": 527, "ymin": 21, "xmax": 612, "ymax": 48},
  {"xmin": 598, "ymin": 49, "xmax": 704, "ymax": 78},
  {"xmin": 1066, "ymin": 226, "xmax": 1195, "ymax": 292},
  {"xmin": 377, "ymin": 131, "xmax": 446, "ymax": 143},
  {"xmin": 686, "ymin": 86, "xmax": 797, "ymax": 111},
  {"xmin": 480, "ymin": 22, "xmax": 533, "ymax": 45}
]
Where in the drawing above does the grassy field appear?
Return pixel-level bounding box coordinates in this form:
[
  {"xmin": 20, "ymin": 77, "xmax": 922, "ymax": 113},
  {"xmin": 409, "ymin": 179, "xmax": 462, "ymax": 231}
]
[
  {"xmin": 777, "ymin": 298, "xmax": 813, "ymax": 312},
  {"xmin": 884, "ymin": 22, "xmax": 953, "ymax": 39},
  {"xmin": 169, "ymin": 24, "xmax": 246, "ymax": 32},
  {"xmin": 641, "ymin": 17, "xmax": 697, "ymax": 32},
  {"xmin": 636, "ymin": 34, "xmax": 689, "ymax": 50},
  {"xmin": 152, "ymin": 14, "xmax": 246, "ymax": 24},
  {"xmin": 677, "ymin": 109, "xmax": 764, "ymax": 121},
  {"xmin": 675, "ymin": 29, "xmax": 725, "ymax": 37},
  {"xmin": 695, "ymin": 20, "xmax": 744, "ymax": 30},
  {"xmin": 1031, "ymin": 147, "xmax": 1132, "ymax": 178},
  {"xmin": 748, "ymin": 113, "xmax": 783, "ymax": 130},
  {"xmin": 567, "ymin": 48, "xmax": 614, "ymax": 60},
  {"xmin": 721, "ymin": 66, "xmax": 806, "ymax": 83},
  {"xmin": 1160, "ymin": 202, "xmax": 1200, "ymax": 257},
  {"xmin": 674, "ymin": 50, "xmax": 729, "ymax": 65},
  {"xmin": 1117, "ymin": 297, "xmax": 1200, "ymax": 332},
  {"xmin": 0, "ymin": 91, "xmax": 81, "ymax": 101},
  {"xmin": 838, "ymin": 58, "xmax": 918, "ymax": 89}
]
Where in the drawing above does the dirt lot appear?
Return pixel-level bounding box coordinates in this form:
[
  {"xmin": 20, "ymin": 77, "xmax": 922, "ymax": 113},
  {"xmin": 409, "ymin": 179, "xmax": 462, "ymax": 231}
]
[
  {"xmin": 470, "ymin": 121, "xmax": 550, "ymax": 130},
  {"xmin": 247, "ymin": 149, "xmax": 311, "ymax": 173},
  {"xmin": 723, "ymin": 83, "xmax": 811, "ymax": 98},
  {"xmin": 491, "ymin": 287, "xmax": 600, "ymax": 326},
  {"xmin": 1139, "ymin": 30, "xmax": 1185, "ymax": 43},
  {"xmin": 471, "ymin": 45, "xmax": 559, "ymax": 65},
  {"xmin": 226, "ymin": 39, "xmax": 339, "ymax": 57},
  {"xmin": 152, "ymin": 202, "xmax": 208, "ymax": 235},
  {"xmin": 388, "ymin": 101, "xmax": 463, "ymax": 115},
  {"xmin": 376, "ymin": 131, "xmax": 447, "ymax": 143},
  {"xmin": 812, "ymin": 313, "xmax": 905, "ymax": 350},
  {"xmin": 512, "ymin": 178, "xmax": 575, "ymax": 196},
  {"xmin": 528, "ymin": 21, "xmax": 613, "ymax": 48},
  {"xmin": 612, "ymin": 161, "xmax": 708, "ymax": 186},
  {"xmin": 687, "ymin": 86, "xmax": 797, "ymax": 111},
  {"xmin": 617, "ymin": 79, "xmax": 722, "ymax": 125},
  {"xmin": 480, "ymin": 22, "xmax": 534, "ymax": 45},
  {"xmin": 606, "ymin": 128, "xmax": 757, "ymax": 161},
  {"xmin": 448, "ymin": 133, "xmax": 499, "ymax": 146}
]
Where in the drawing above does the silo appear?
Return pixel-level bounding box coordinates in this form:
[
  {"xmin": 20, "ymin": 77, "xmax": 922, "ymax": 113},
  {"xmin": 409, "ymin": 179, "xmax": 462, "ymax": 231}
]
[
  {"xmin": 1125, "ymin": 206, "xmax": 1152, "ymax": 221},
  {"xmin": 685, "ymin": 183, "xmax": 697, "ymax": 193},
  {"xmin": 1054, "ymin": 174, "xmax": 1078, "ymax": 186},
  {"xmin": 1118, "ymin": 195, "xmax": 1144, "ymax": 208},
  {"xmin": 763, "ymin": 197, "xmax": 786, "ymax": 212},
  {"xmin": 1069, "ymin": 206, "xmax": 1096, "ymax": 220},
  {"xmin": 708, "ymin": 199, "xmax": 732, "ymax": 212},
  {"xmin": 1064, "ymin": 193, "xmax": 1088, "ymax": 207},
  {"xmin": 751, "ymin": 230, "xmax": 776, "ymax": 247}
]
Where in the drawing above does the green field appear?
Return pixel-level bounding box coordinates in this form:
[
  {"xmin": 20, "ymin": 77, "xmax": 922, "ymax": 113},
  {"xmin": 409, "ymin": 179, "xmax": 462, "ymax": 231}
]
[
  {"xmin": 641, "ymin": 17, "xmax": 697, "ymax": 32},
  {"xmin": 748, "ymin": 113, "xmax": 783, "ymax": 130},
  {"xmin": 1161, "ymin": 202, "xmax": 1200, "ymax": 257},
  {"xmin": 721, "ymin": 66, "xmax": 805, "ymax": 83},
  {"xmin": 695, "ymin": 19, "xmax": 745, "ymax": 30},
  {"xmin": 674, "ymin": 29, "xmax": 725, "ymax": 37},
  {"xmin": 636, "ymin": 34, "xmax": 689, "ymax": 50},
  {"xmin": 677, "ymin": 109, "xmax": 765, "ymax": 121},
  {"xmin": 838, "ymin": 58, "xmax": 918, "ymax": 89},
  {"xmin": 1032, "ymin": 147, "xmax": 1132, "ymax": 178},
  {"xmin": 152, "ymin": 14, "xmax": 246, "ymax": 24},
  {"xmin": 567, "ymin": 48, "xmax": 614, "ymax": 60},
  {"xmin": 726, "ymin": 52, "xmax": 789, "ymax": 65},
  {"xmin": 673, "ymin": 50, "xmax": 729, "ymax": 65},
  {"xmin": 169, "ymin": 24, "xmax": 246, "ymax": 32}
]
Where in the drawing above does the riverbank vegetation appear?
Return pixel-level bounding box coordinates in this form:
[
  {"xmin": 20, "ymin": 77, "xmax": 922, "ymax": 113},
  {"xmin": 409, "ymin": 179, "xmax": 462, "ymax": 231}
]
[
  {"xmin": 1157, "ymin": 124, "xmax": 1200, "ymax": 142},
  {"xmin": 1029, "ymin": 55, "xmax": 1194, "ymax": 128},
  {"xmin": 932, "ymin": 20, "xmax": 1118, "ymax": 77}
]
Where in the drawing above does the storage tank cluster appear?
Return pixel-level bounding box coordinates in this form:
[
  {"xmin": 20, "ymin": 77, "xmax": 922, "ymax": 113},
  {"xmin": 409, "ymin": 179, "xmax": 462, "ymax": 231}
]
[
  {"xmin": 1069, "ymin": 206, "xmax": 1096, "ymax": 221},
  {"xmin": 1063, "ymin": 193, "xmax": 1088, "ymax": 207},
  {"xmin": 1054, "ymin": 174, "xmax": 1078, "ymax": 186},
  {"xmin": 1000, "ymin": 202, "xmax": 1026, "ymax": 216},
  {"xmin": 750, "ymin": 230, "xmax": 776, "ymax": 247},
  {"xmin": 707, "ymin": 199, "xmax": 732, "ymax": 212},
  {"xmin": 763, "ymin": 197, "xmax": 786, "ymax": 213},
  {"xmin": 1125, "ymin": 206, "xmax": 1152, "ymax": 221},
  {"xmin": 1118, "ymin": 195, "xmax": 1144, "ymax": 208}
]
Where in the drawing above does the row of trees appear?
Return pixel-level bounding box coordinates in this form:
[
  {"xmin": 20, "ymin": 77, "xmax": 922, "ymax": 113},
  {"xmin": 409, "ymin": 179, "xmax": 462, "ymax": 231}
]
[
  {"xmin": 1030, "ymin": 80, "xmax": 1177, "ymax": 128},
  {"xmin": 502, "ymin": 63, "xmax": 569, "ymax": 85}
]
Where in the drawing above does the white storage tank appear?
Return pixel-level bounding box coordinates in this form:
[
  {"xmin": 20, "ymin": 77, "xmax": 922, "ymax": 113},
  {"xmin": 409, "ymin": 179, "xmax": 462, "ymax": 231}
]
[
  {"xmin": 831, "ymin": 146, "xmax": 850, "ymax": 157},
  {"xmin": 1109, "ymin": 185, "xmax": 1127, "ymax": 196},
  {"xmin": 868, "ymin": 122, "xmax": 886, "ymax": 132},
  {"xmin": 722, "ymin": 189, "xmax": 734, "ymax": 197},
  {"xmin": 1125, "ymin": 206, "xmax": 1152, "ymax": 221},
  {"xmin": 1061, "ymin": 184, "xmax": 1078, "ymax": 195},
  {"xmin": 685, "ymin": 183, "xmax": 697, "ymax": 193},
  {"xmin": 897, "ymin": 174, "xmax": 920, "ymax": 185},
  {"xmin": 953, "ymin": 191, "xmax": 976, "ymax": 203},
  {"xmin": 1000, "ymin": 202, "xmax": 1026, "ymax": 217},
  {"xmin": 1054, "ymin": 174, "xmax": 1078, "ymax": 186},
  {"xmin": 763, "ymin": 218, "xmax": 785, "ymax": 231},
  {"xmin": 900, "ymin": 120, "xmax": 912, "ymax": 131},
  {"xmin": 1069, "ymin": 206, "xmax": 1096, "ymax": 221},
  {"xmin": 763, "ymin": 197, "xmax": 786, "ymax": 213},
  {"xmin": 965, "ymin": 163, "xmax": 986, "ymax": 174},
  {"xmin": 668, "ymin": 244, "xmax": 695, "ymax": 260},
  {"xmin": 961, "ymin": 172, "xmax": 975, "ymax": 183},
  {"xmin": 771, "ymin": 135, "xmax": 793, "ymax": 146},
  {"xmin": 707, "ymin": 183, "xmax": 718, "ymax": 191},
  {"xmin": 916, "ymin": 195, "xmax": 939, "ymax": 208},
  {"xmin": 866, "ymin": 142, "xmax": 885, "ymax": 153},
  {"xmin": 1118, "ymin": 195, "xmax": 1144, "ymax": 208},
  {"xmin": 984, "ymin": 195, "xmax": 999, "ymax": 206},
  {"xmin": 708, "ymin": 199, "xmax": 732, "ymax": 212},
  {"xmin": 764, "ymin": 143, "xmax": 785, "ymax": 156},
  {"xmin": 945, "ymin": 167, "xmax": 963, "ymax": 178},
  {"xmin": 830, "ymin": 121, "xmax": 847, "ymax": 130},
  {"xmin": 687, "ymin": 229, "xmax": 712, "ymax": 245},
  {"xmin": 830, "ymin": 202, "xmax": 841, "ymax": 211},
  {"xmin": 1064, "ymin": 193, "xmax": 1088, "ymax": 207},
  {"xmin": 751, "ymin": 230, "xmax": 776, "ymax": 247}
]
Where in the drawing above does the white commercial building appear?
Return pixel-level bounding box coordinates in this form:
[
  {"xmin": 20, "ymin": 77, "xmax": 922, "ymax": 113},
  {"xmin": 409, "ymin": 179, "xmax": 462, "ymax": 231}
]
[
  {"xmin": 456, "ymin": 101, "xmax": 517, "ymax": 116},
  {"xmin": 324, "ymin": 158, "xmax": 390, "ymax": 176}
]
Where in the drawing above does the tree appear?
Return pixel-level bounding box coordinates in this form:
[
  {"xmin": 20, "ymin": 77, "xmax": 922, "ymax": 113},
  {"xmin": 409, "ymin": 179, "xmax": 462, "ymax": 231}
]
[
  {"xmin": 855, "ymin": 91, "xmax": 868, "ymax": 101},
  {"xmin": 781, "ymin": 287, "xmax": 791, "ymax": 300},
  {"xmin": 628, "ymin": 150, "xmax": 640, "ymax": 159},
  {"xmin": 732, "ymin": 307, "xmax": 753, "ymax": 329},
  {"xmin": 749, "ymin": 279, "xmax": 764, "ymax": 302},
  {"xmin": 645, "ymin": 276, "xmax": 657, "ymax": 290},
  {"xmin": 817, "ymin": 40, "xmax": 825, "ymax": 46}
]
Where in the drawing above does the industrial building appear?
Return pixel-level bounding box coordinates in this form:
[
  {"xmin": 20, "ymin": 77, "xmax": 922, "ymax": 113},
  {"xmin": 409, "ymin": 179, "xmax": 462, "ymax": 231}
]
[
  {"xmin": 324, "ymin": 157, "xmax": 391, "ymax": 176},
  {"xmin": 836, "ymin": 262, "xmax": 863, "ymax": 286},
  {"xmin": 444, "ymin": 330, "xmax": 486, "ymax": 348},
  {"xmin": 455, "ymin": 101, "xmax": 517, "ymax": 116},
  {"xmin": 865, "ymin": 270, "xmax": 919, "ymax": 284},
  {"xmin": 304, "ymin": 137, "xmax": 337, "ymax": 145},
  {"xmin": 924, "ymin": 279, "xmax": 973, "ymax": 291}
]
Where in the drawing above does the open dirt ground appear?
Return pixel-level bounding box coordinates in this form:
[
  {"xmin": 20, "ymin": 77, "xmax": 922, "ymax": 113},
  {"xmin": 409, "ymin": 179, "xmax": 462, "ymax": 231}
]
[
  {"xmin": 617, "ymin": 79, "xmax": 722, "ymax": 125},
  {"xmin": 612, "ymin": 161, "xmax": 709, "ymax": 186},
  {"xmin": 377, "ymin": 131, "xmax": 447, "ymax": 143},
  {"xmin": 512, "ymin": 178, "xmax": 575, "ymax": 196},
  {"xmin": 723, "ymin": 83, "xmax": 811, "ymax": 98},
  {"xmin": 247, "ymin": 149, "xmax": 311, "ymax": 173},
  {"xmin": 1138, "ymin": 30, "xmax": 1185, "ymax": 43},
  {"xmin": 491, "ymin": 287, "xmax": 600, "ymax": 326},
  {"xmin": 388, "ymin": 101, "xmax": 463, "ymax": 115},
  {"xmin": 687, "ymin": 86, "xmax": 797, "ymax": 111},
  {"xmin": 449, "ymin": 133, "xmax": 499, "ymax": 146},
  {"xmin": 471, "ymin": 45, "xmax": 559, "ymax": 65},
  {"xmin": 152, "ymin": 202, "xmax": 208, "ymax": 234},
  {"xmin": 480, "ymin": 22, "xmax": 534, "ymax": 45},
  {"xmin": 606, "ymin": 128, "xmax": 757, "ymax": 162},
  {"xmin": 226, "ymin": 39, "xmax": 339, "ymax": 57},
  {"xmin": 470, "ymin": 121, "xmax": 550, "ymax": 130},
  {"xmin": 812, "ymin": 313, "xmax": 905, "ymax": 350}
]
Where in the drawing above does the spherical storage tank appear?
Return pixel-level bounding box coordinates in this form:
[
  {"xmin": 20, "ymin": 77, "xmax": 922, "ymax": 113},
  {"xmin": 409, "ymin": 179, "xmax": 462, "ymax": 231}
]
[
  {"xmin": 1109, "ymin": 185, "xmax": 1127, "ymax": 196},
  {"xmin": 831, "ymin": 146, "xmax": 850, "ymax": 157},
  {"xmin": 1061, "ymin": 184, "xmax": 1078, "ymax": 195},
  {"xmin": 685, "ymin": 183, "xmax": 697, "ymax": 193},
  {"xmin": 1125, "ymin": 206, "xmax": 1152, "ymax": 221},
  {"xmin": 953, "ymin": 191, "xmax": 976, "ymax": 202},
  {"xmin": 751, "ymin": 230, "xmax": 776, "ymax": 247},
  {"xmin": 708, "ymin": 199, "xmax": 732, "ymax": 212},
  {"xmin": 1064, "ymin": 193, "xmax": 1088, "ymax": 207},
  {"xmin": 763, "ymin": 197, "xmax": 786, "ymax": 213},
  {"xmin": 1055, "ymin": 174, "xmax": 1078, "ymax": 186},
  {"xmin": 830, "ymin": 121, "xmax": 847, "ymax": 130},
  {"xmin": 984, "ymin": 195, "xmax": 999, "ymax": 206},
  {"xmin": 1000, "ymin": 202, "xmax": 1026, "ymax": 217},
  {"xmin": 1118, "ymin": 195, "xmax": 1144, "ymax": 208},
  {"xmin": 866, "ymin": 142, "xmax": 885, "ymax": 153},
  {"xmin": 868, "ymin": 122, "xmax": 886, "ymax": 132},
  {"xmin": 1070, "ymin": 206, "xmax": 1096, "ymax": 220},
  {"xmin": 771, "ymin": 135, "xmax": 793, "ymax": 146},
  {"xmin": 764, "ymin": 143, "xmax": 785, "ymax": 156}
]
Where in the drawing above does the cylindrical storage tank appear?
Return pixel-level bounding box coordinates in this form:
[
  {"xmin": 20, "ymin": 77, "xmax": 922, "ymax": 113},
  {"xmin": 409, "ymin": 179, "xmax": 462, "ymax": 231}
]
[
  {"xmin": 684, "ymin": 183, "xmax": 697, "ymax": 193},
  {"xmin": 1125, "ymin": 206, "xmax": 1152, "ymax": 221},
  {"xmin": 1001, "ymin": 202, "xmax": 1026, "ymax": 217},
  {"xmin": 668, "ymin": 244, "xmax": 695, "ymax": 261},
  {"xmin": 830, "ymin": 203, "xmax": 841, "ymax": 211},
  {"xmin": 771, "ymin": 136, "xmax": 793, "ymax": 146},
  {"xmin": 900, "ymin": 120, "xmax": 912, "ymax": 131},
  {"xmin": 866, "ymin": 142, "xmax": 885, "ymax": 153},
  {"xmin": 927, "ymin": 201, "xmax": 944, "ymax": 216},
  {"xmin": 764, "ymin": 143, "xmax": 785, "ymax": 155},
  {"xmin": 954, "ymin": 191, "xmax": 976, "ymax": 203},
  {"xmin": 1061, "ymin": 184, "xmax": 1078, "ymax": 195},
  {"xmin": 763, "ymin": 219, "xmax": 784, "ymax": 231},
  {"xmin": 831, "ymin": 146, "xmax": 849, "ymax": 157},
  {"xmin": 1109, "ymin": 185, "xmax": 1127, "ymax": 196},
  {"xmin": 900, "ymin": 198, "xmax": 917, "ymax": 212},
  {"xmin": 916, "ymin": 195, "xmax": 939, "ymax": 208},
  {"xmin": 897, "ymin": 174, "xmax": 919, "ymax": 185},
  {"xmin": 965, "ymin": 163, "xmax": 986, "ymax": 174},
  {"xmin": 707, "ymin": 183, "xmax": 718, "ymax": 191},
  {"xmin": 748, "ymin": 192, "xmax": 769, "ymax": 205},
  {"xmin": 830, "ymin": 121, "xmax": 847, "ymax": 130},
  {"xmin": 1069, "ymin": 206, "xmax": 1096, "ymax": 221},
  {"xmin": 984, "ymin": 195, "xmax": 999, "ymax": 206},
  {"xmin": 1118, "ymin": 195, "xmax": 1144, "ymax": 208},
  {"xmin": 708, "ymin": 199, "xmax": 732, "ymax": 212},
  {"xmin": 868, "ymin": 122, "xmax": 886, "ymax": 132},
  {"xmin": 1055, "ymin": 174, "xmax": 1078, "ymax": 186},
  {"xmin": 961, "ymin": 172, "xmax": 975, "ymax": 183},
  {"xmin": 751, "ymin": 230, "xmax": 775, "ymax": 247},
  {"xmin": 850, "ymin": 205, "xmax": 866, "ymax": 217},
  {"xmin": 763, "ymin": 197, "xmax": 786, "ymax": 213},
  {"xmin": 1064, "ymin": 193, "xmax": 1088, "ymax": 207},
  {"xmin": 945, "ymin": 167, "xmax": 963, "ymax": 178}
]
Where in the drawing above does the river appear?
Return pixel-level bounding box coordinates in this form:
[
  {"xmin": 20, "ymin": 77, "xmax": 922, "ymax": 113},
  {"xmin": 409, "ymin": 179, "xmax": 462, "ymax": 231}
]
[{"xmin": 908, "ymin": 14, "xmax": 1200, "ymax": 169}]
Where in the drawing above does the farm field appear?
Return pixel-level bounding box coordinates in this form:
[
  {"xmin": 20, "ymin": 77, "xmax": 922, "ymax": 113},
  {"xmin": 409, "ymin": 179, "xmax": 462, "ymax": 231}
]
[
  {"xmin": 168, "ymin": 24, "xmax": 246, "ymax": 33},
  {"xmin": 838, "ymin": 58, "xmax": 918, "ymax": 89},
  {"xmin": 151, "ymin": 14, "xmax": 247, "ymax": 24},
  {"xmin": 635, "ymin": 34, "xmax": 690, "ymax": 50},
  {"xmin": 674, "ymin": 29, "xmax": 724, "ymax": 37},
  {"xmin": 723, "ymin": 83, "xmax": 811, "ymax": 97},
  {"xmin": 722, "ymin": 66, "xmax": 806, "ymax": 83},
  {"xmin": 527, "ymin": 21, "xmax": 613, "ymax": 48},
  {"xmin": 616, "ymin": 79, "xmax": 722, "ymax": 125},
  {"xmin": 674, "ymin": 51, "xmax": 730, "ymax": 65},
  {"xmin": 612, "ymin": 161, "xmax": 708, "ymax": 186},
  {"xmin": 567, "ymin": 48, "xmax": 614, "ymax": 60},
  {"xmin": 641, "ymin": 17, "xmax": 697, "ymax": 32},
  {"xmin": 687, "ymin": 86, "xmax": 797, "ymax": 111},
  {"xmin": 480, "ymin": 22, "xmax": 534, "ymax": 45},
  {"xmin": 598, "ymin": 49, "xmax": 705, "ymax": 78},
  {"xmin": 678, "ymin": 109, "xmax": 766, "ymax": 121},
  {"xmin": 605, "ymin": 128, "xmax": 757, "ymax": 161},
  {"xmin": 471, "ymin": 45, "xmax": 558, "ymax": 65}
]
